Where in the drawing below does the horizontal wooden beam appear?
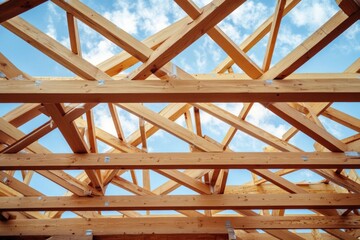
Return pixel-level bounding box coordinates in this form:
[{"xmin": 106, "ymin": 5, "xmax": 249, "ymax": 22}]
[
  {"xmin": 0, "ymin": 152, "xmax": 359, "ymax": 170},
  {"xmin": 1, "ymin": 216, "xmax": 360, "ymax": 236},
  {"xmin": 4, "ymin": 72, "xmax": 356, "ymax": 81},
  {"xmin": 50, "ymin": 234, "xmax": 228, "ymax": 240},
  {"xmin": 0, "ymin": 194, "xmax": 359, "ymax": 211},
  {"xmin": 0, "ymin": 78, "xmax": 360, "ymax": 103}
]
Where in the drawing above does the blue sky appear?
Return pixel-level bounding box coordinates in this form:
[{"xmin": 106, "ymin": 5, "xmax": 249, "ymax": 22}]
[{"xmin": 1, "ymin": 0, "xmax": 360, "ymax": 217}]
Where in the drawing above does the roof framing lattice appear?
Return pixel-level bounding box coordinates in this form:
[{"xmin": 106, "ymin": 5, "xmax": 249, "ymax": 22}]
[{"xmin": 0, "ymin": 0, "xmax": 360, "ymax": 239}]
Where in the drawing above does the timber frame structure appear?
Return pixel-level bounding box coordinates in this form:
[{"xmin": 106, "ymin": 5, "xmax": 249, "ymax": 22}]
[{"xmin": 0, "ymin": 0, "xmax": 360, "ymax": 239}]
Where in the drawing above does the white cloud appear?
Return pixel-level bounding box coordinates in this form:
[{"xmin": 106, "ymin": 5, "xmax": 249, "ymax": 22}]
[
  {"xmin": 46, "ymin": 21, "xmax": 57, "ymax": 40},
  {"xmin": 83, "ymin": 39, "xmax": 117, "ymax": 65},
  {"xmin": 345, "ymin": 23, "xmax": 360, "ymax": 40},
  {"xmin": 45, "ymin": 3, "xmax": 61, "ymax": 40},
  {"xmin": 341, "ymin": 23, "xmax": 360, "ymax": 52},
  {"xmin": 227, "ymin": 1, "xmax": 270, "ymax": 31},
  {"xmin": 179, "ymin": 58, "xmax": 193, "ymax": 73},
  {"xmin": 137, "ymin": 1, "xmax": 170, "ymax": 35},
  {"xmin": 74, "ymin": 21, "xmax": 118, "ymax": 65},
  {"xmin": 219, "ymin": 21, "xmax": 243, "ymax": 43},
  {"xmin": 318, "ymin": 116, "xmax": 344, "ymax": 139},
  {"xmin": 103, "ymin": 5, "xmax": 139, "ymax": 35},
  {"xmin": 192, "ymin": 36, "xmax": 223, "ymax": 72},
  {"xmin": 289, "ymin": 0, "xmax": 337, "ymax": 31},
  {"xmin": 276, "ymin": 25, "xmax": 305, "ymax": 57},
  {"xmin": 299, "ymin": 169, "xmax": 317, "ymax": 182},
  {"xmin": 108, "ymin": 0, "xmax": 184, "ymax": 36},
  {"xmin": 194, "ymin": 49, "xmax": 207, "ymax": 72},
  {"xmin": 74, "ymin": 0, "xmax": 188, "ymax": 68},
  {"xmin": 94, "ymin": 107, "xmax": 117, "ymax": 136}
]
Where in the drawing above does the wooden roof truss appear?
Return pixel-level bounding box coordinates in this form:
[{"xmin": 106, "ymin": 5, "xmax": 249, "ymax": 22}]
[{"xmin": 0, "ymin": 0, "xmax": 360, "ymax": 239}]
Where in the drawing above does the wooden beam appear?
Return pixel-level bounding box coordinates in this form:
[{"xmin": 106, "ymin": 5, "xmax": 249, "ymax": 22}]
[
  {"xmin": 2, "ymin": 17, "xmax": 112, "ymax": 80},
  {"xmin": 100, "ymin": 105, "xmax": 355, "ymax": 240},
  {"xmin": 0, "ymin": 171, "xmax": 42, "ymax": 196},
  {"xmin": 234, "ymin": 210, "xmax": 305, "ymax": 240},
  {"xmin": 0, "ymin": 171, "xmax": 97, "ymax": 220},
  {"xmin": 2, "ymin": 216, "xmax": 360, "ymax": 236},
  {"xmin": 266, "ymin": 103, "xmax": 347, "ymax": 152},
  {"xmin": 139, "ymin": 116, "xmax": 147, "ymax": 151},
  {"xmin": 53, "ymin": 0, "xmax": 193, "ymax": 81},
  {"xmin": 0, "ymin": 120, "xmax": 55, "ymax": 153},
  {"xmin": 17, "ymin": 72, "xmax": 358, "ymax": 81},
  {"xmin": 346, "ymin": 57, "xmax": 360, "ymax": 73},
  {"xmin": 225, "ymin": 182, "xmax": 338, "ymax": 195},
  {"xmin": 1, "ymin": 194, "xmax": 359, "ymax": 211},
  {"xmin": 127, "ymin": 0, "xmax": 245, "ymax": 80},
  {"xmin": 236, "ymin": 232, "xmax": 337, "ymax": 240},
  {"xmin": 262, "ymin": 0, "xmax": 286, "ymax": 71},
  {"xmin": 44, "ymin": 104, "xmax": 89, "ymax": 153},
  {"xmin": 85, "ymin": 109, "xmax": 97, "ymax": 153},
  {"xmin": 2, "ymin": 103, "xmax": 42, "ymax": 127},
  {"xmin": 193, "ymin": 107, "xmax": 202, "ymax": 137},
  {"xmin": 1, "ymin": 78, "xmax": 360, "ymax": 103},
  {"xmin": 0, "ymin": 118, "xmax": 101, "ymax": 196},
  {"xmin": 0, "ymin": 52, "xmax": 32, "ymax": 80},
  {"xmin": 52, "ymin": 0, "xmax": 151, "ymax": 62},
  {"xmin": 52, "ymin": 235, "xmax": 227, "ymax": 240},
  {"xmin": 214, "ymin": 0, "xmax": 301, "ymax": 73},
  {"xmin": 1, "ymin": 152, "xmax": 359, "ymax": 170},
  {"xmin": 0, "ymin": 118, "xmax": 49, "ymax": 154},
  {"xmin": 0, "ymin": 0, "xmax": 47, "ymax": 23},
  {"xmin": 108, "ymin": 103, "xmax": 125, "ymax": 141},
  {"xmin": 66, "ymin": 13, "xmax": 81, "ymax": 56},
  {"xmin": 314, "ymin": 169, "xmax": 360, "ymax": 193},
  {"xmin": 322, "ymin": 107, "xmax": 360, "ymax": 132},
  {"xmin": 155, "ymin": 169, "xmax": 211, "ymax": 195},
  {"xmin": 47, "ymin": 236, "xmax": 92, "ymax": 240},
  {"xmin": 152, "ymin": 169, "xmax": 210, "ymax": 195},
  {"xmin": 193, "ymin": 103, "xmax": 300, "ymax": 152},
  {"xmin": 222, "ymin": 103, "xmax": 253, "ymax": 149},
  {"xmin": 125, "ymin": 103, "xmax": 191, "ymax": 147},
  {"xmin": 336, "ymin": 0, "xmax": 360, "ymax": 16},
  {"xmin": 43, "ymin": 104, "xmax": 102, "ymax": 191},
  {"xmin": 262, "ymin": 10, "xmax": 360, "ymax": 79},
  {"xmin": 96, "ymin": 17, "xmax": 189, "ymax": 76},
  {"xmin": 112, "ymin": 176, "xmax": 204, "ymax": 218},
  {"xmin": 117, "ymin": 103, "xmax": 222, "ymax": 152}
]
